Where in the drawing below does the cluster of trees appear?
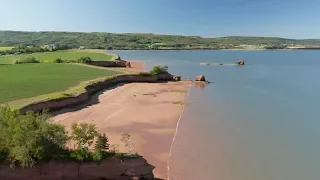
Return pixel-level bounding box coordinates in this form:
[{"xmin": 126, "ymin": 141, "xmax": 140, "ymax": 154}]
[
  {"xmin": 264, "ymin": 44, "xmax": 288, "ymax": 49},
  {"xmin": 12, "ymin": 57, "xmax": 40, "ymax": 64},
  {"xmin": 138, "ymin": 65, "xmax": 169, "ymax": 77},
  {"xmin": 0, "ymin": 106, "xmax": 122, "ymax": 169},
  {"xmin": 0, "ymin": 45, "xmax": 72, "ymax": 56},
  {"xmin": 53, "ymin": 56, "xmax": 92, "ymax": 64},
  {"xmin": 2, "ymin": 31, "xmax": 320, "ymax": 50}
]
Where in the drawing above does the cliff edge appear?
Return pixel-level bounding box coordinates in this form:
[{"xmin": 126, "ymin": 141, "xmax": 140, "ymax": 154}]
[{"xmin": 0, "ymin": 156, "xmax": 155, "ymax": 180}]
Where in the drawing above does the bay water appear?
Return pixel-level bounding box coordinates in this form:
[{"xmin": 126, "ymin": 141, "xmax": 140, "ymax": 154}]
[{"xmin": 111, "ymin": 50, "xmax": 320, "ymax": 180}]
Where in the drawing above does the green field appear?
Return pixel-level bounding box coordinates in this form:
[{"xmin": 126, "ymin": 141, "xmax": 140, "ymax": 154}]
[
  {"xmin": 0, "ymin": 46, "xmax": 13, "ymax": 51},
  {"xmin": 0, "ymin": 51, "xmax": 113, "ymax": 64},
  {"xmin": 0, "ymin": 63, "xmax": 120, "ymax": 103}
]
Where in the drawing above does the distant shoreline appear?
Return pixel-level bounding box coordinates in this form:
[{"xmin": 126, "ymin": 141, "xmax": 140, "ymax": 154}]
[{"xmin": 110, "ymin": 47, "xmax": 320, "ymax": 51}]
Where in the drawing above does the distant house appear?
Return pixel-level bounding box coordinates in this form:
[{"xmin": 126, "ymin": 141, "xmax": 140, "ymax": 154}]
[
  {"xmin": 79, "ymin": 46, "xmax": 85, "ymax": 50},
  {"xmin": 47, "ymin": 44, "xmax": 56, "ymax": 49}
]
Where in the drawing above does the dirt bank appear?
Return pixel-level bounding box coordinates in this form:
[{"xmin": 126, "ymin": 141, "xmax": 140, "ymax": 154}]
[
  {"xmin": 52, "ymin": 81, "xmax": 191, "ymax": 179},
  {"xmin": 0, "ymin": 156, "xmax": 154, "ymax": 180},
  {"xmin": 19, "ymin": 73, "xmax": 175, "ymax": 113}
]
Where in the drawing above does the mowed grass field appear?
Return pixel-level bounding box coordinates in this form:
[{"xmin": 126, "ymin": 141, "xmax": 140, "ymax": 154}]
[
  {"xmin": 0, "ymin": 51, "xmax": 113, "ymax": 64},
  {"xmin": 0, "ymin": 63, "xmax": 121, "ymax": 103},
  {"xmin": 0, "ymin": 46, "xmax": 14, "ymax": 51}
]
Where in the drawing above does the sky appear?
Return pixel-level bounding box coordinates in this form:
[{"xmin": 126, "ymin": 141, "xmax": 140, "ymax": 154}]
[{"xmin": 0, "ymin": 0, "xmax": 320, "ymax": 39}]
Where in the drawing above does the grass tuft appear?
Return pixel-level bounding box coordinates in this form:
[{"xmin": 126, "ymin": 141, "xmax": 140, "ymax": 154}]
[
  {"xmin": 170, "ymin": 89, "xmax": 187, "ymax": 93},
  {"xmin": 172, "ymin": 101, "xmax": 185, "ymax": 105},
  {"xmin": 142, "ymin": 93, "xmax": 157, "ymax": 97}
]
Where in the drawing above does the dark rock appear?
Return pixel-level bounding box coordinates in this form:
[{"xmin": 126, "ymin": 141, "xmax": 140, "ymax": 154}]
[
  {"xmin": 235, "ymin": 60, "xmax": 245, "ymax": 65},
  {"xmin": 173, "ymin": 75, "xmax": 181, "ymax": 81},
  {"xmin": 125, "ymin": 61, "xmax": 131, "ymax": 68},
  {"xmin": 115, "ymin": 54, "xmax": 121, "ymax": 60},
  {"xmin": 195, "ymin": 75, "xmax": 206, "ymax": 81}
]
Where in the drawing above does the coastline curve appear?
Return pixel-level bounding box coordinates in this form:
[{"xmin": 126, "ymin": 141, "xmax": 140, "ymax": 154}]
[{"xmin": 167, "ymin": 83, "xmax": 192, "ymax": 180}]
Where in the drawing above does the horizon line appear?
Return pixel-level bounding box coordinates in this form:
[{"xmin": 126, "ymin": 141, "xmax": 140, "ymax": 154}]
[{"xmin": 0, "ymin": 29, "xmax": 319, "ymax": 40}]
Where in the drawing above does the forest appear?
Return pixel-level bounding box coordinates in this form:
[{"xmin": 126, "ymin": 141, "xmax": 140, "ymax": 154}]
[{"xmin": 1, "ymin": 31, "xmax": 320, "ymax": 50}]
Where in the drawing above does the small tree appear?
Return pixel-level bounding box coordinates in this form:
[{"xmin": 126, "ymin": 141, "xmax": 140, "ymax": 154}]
[
  {"xmin": 53, "ymin": 58, "xmax": 64, "ymax": 63},
  {"xmin": 121, "ymin": 132, "xmax": 135, "ymax": 154},
  {"xmin": 77, "ymin": 56, "xmax": 92, "ymax": 64},
  {"xmin": 93, "ymin": 133, "xmax": 110, "ymax": 164},
  {"xmin": 71, "ymin": 123, "xmax": 98, "ymax": 149},
  {"xmin": 94, "ymin": 133, "xmax": 109, "ymax": 152},
  {"xmin": 150, "ymin": 65, "xmax": 168, "ymax": 75},
  {"xmin": 71, "ymin": 123, "xmax": 98, "ymax": 178}
]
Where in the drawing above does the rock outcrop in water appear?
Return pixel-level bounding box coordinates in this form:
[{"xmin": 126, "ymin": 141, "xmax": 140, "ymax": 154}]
[
  {"xmin": 195, "ymin": 75, "xmax": 206, "ymax": 81},
  {"xmin": 236, "ymin": 60, "xmax": 245, "ymax": 65},
  {"xmin": 125, "ymin": 61, "xmax": 132, "ymax": 68}
]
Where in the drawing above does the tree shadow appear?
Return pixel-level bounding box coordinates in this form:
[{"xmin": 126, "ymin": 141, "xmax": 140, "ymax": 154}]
[
  {"xmin": 51, "ymin": 81, "xmax": 173, "ymax": 116},
  {"xmin": 51, "ymin": 83, "xmax": 126, "ymax": 116}
]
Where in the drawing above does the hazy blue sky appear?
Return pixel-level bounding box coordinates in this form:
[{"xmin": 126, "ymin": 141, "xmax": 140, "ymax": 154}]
[{"xmin": 0, "ymin": 0, "xmax": 319, "ymax": 38}]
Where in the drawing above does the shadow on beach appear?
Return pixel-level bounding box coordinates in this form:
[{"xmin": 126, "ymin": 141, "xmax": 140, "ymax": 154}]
[
  {"xmin": 51, "ymin": 83, "xmax": 126, "ymax": 116},
  {"xmin": 51, "ymin": 81, "xmax": 172, "ymax": 116}
]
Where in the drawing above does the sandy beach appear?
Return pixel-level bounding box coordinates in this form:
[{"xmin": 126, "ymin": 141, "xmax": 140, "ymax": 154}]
[{"xmin": 52, "ymin": 72, "xmax": 191, "ymax": 179}]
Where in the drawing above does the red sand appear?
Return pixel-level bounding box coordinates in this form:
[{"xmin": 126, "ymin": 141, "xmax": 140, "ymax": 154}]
[{"xmin": 52, "ymin": 81, "xmax": 191, "ymax": 179}]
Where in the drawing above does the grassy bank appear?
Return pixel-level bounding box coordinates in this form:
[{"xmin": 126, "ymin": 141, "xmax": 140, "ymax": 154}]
[
  {"xmin": 0, "ymin": 50, "xmax": 113, "ymax": 64},
  {"xmin": 0, "ymin": 63, "xmax": 121, "ymax": 103}
]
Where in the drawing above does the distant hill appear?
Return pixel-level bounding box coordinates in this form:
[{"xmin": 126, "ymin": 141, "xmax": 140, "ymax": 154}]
[{"xmin": 1, "ymin": 30, "xmax": 320, "ymax": 50}]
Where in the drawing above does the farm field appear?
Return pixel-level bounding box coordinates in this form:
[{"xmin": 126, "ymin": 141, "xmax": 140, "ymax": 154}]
[
  {"xmin": 0, "ymin": 46, "xmax": 14, "ymax": 51},
  {"xmin": 0, "ymin": 63, "xmax": 121, "ymax": 103},
  {"xmin": 0, "ymin": 50, "xmax": 113, "ymax": 64}
]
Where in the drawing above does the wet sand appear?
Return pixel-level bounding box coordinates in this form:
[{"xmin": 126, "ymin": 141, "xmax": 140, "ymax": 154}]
[
  {"xmin": 52, "ymin": 81, "xmax": 191, "ymax": 179},
  {"xmin": 126, "ymin": 60, "xmax": 146, "ymax": 72}
]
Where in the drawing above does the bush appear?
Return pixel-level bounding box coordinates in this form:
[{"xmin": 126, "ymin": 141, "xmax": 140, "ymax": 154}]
[
  {"xmin": 77, "ymin": 56, "xmax": 92, "ymax": 64},
  {"xmin": 150, "ymin": 65, "xmax": 168, "ymax": 75},
  {"xmin": 12, "ymin": 57, "xmax": 40, "ymax": 64},
  {"xmin": 0, "ymin": 106, "xmax": 129, "ymax": 168},
  {"xmin": 64, "ymin": 60, "xmax": 76, "ymax": 63},
  {"xmin": 137, "ymin": 72, "xmax": 153, "ymax": 76},
  {"xmin": 0, "ymin": 107, "xmax": 69, "ymax": 167},
  {"xmin": 54, "ymin": 58, "xmax": 64, "ymax": 63}
]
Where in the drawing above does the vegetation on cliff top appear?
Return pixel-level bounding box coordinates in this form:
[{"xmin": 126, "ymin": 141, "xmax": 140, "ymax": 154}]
[
  {"xmin": 0, "ymin": 50, "xmax": 112, "ymax": 64},
  {"xmin": 1, "ymin": 31, "xmax": 320, "ymax": 50},
  {"xmin": 0, "ymin": 106, "xmax": 135, "ymax": 168},
  {"xmin": 138, "ymin": 65, "xmax": 168, "ymax": 76}
]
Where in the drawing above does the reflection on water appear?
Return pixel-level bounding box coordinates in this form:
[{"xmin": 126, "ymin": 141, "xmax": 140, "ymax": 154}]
[
  {"xmin": 112, "ymin": 50, "xmax": 320, "ymax": 180},
  {"xmin": 194, "ymin": 82, "xmax": 208, "ymax": 89}
]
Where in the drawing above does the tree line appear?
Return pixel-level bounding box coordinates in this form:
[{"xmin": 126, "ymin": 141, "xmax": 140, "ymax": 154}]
[
  {"xmin": 0, "ymin": 45, "xmax": 72, "ymax": 55},
  {"xmin": 2, "ymin": 31, "xmax": 320, "ymax": 50}
]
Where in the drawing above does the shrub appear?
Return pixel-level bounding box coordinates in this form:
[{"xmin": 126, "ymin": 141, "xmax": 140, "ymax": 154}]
[
  {"xmin": 0, "ymin": 107, "xmax": 69, "ymax": 167},
  {"xmin": 150, "ymin": 65, "xmax": 168, "ymax": 75},
  {"xmin": 0, "ymin": 106, "xmax": 131, "ymax": 168},
  {"xmin": 137, "ymin": 72, "xmax": 153, "ymax": 76},
  {"xmin": 71, "ymin": 147, "xmax": 93, "ymax": 162},
  {"xmin": 71, "ymin": 123, "xmax": 98, "ymax": 148},
  {"xmin": 12, "ymin": 57, "xmax": 40, "ymax": 64},
  {"xmin": 64, "ymin": 60, "xmax": 76, "ymax": 63},
  {"xmin": 54, "ymin": 58, "xmax": 64, "ymax": 63},
  {"xmin": 77, "ymin": 56, "xmax": 92, "ymax": 64}
]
